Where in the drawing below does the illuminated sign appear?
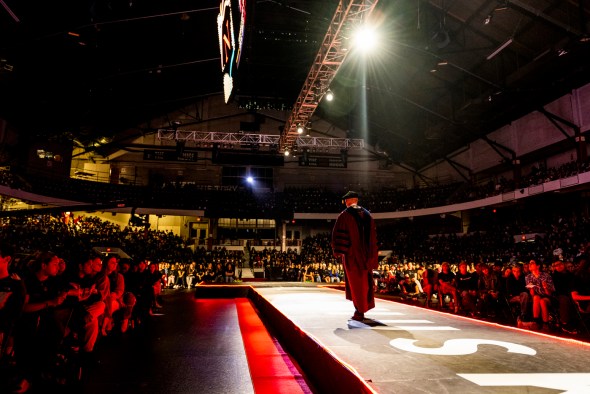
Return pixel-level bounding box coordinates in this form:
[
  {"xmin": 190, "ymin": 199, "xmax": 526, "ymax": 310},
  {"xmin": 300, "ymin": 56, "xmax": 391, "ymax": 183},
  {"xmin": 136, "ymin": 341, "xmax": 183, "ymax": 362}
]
[
  {"xmin": 298, "ymin": 156, "xmax": 347, "ymax": 168},
  {"xmin": 218, "ymin": 0, "xmax": 246, "ymax": 103},
  {"xmin": 143, "ymin": 150, "xmax": 198, "ymax": 162}
]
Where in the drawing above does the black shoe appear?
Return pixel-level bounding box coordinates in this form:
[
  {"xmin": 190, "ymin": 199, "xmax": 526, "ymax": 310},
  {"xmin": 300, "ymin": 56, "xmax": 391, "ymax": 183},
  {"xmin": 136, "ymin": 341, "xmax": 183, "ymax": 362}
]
[{"xmin": 351, "ymin": 311, "xmax": 365, "ymax": 322}]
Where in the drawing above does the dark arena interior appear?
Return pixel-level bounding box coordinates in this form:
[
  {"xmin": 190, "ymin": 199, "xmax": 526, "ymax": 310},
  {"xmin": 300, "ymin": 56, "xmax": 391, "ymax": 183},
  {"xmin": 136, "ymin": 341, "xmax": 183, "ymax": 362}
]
[{"xmin": 1, "ymin": 1, "xmax": 590, "ymax": 393}]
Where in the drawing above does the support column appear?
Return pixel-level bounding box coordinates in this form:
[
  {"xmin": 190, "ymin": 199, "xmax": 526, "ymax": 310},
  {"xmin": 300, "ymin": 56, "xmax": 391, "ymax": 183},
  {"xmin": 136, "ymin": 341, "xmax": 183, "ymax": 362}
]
[
  {"xmin": 281, "ymin": 222, "xmax": 287, "ymax": 253},
  {"xmin": 512, "ymin": 159, "xmax": 521, "ymax": 188},
  {"xmin": 461, "ymin": 210, "xmax": 470, "ymax": 234},
  {"xmin": 576, "ymin": 135, "xmax": 587, "ymax": 163}
]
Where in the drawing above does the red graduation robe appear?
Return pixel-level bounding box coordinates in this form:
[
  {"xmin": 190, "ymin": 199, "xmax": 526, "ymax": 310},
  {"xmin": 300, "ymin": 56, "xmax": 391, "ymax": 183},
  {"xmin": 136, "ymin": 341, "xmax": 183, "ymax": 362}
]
[{"xmin": 332, "ymin": 205, "xmax": 379, "ymax": 314}]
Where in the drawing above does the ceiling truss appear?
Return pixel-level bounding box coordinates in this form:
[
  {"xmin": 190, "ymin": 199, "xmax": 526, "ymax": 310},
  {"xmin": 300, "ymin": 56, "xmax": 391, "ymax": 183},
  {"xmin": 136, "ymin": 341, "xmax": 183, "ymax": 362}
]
[
  {"xmin": 279, "ymin": 0, "xmax": 379, "ymax": 153},
  {"xmin": 157, "ymin": 129, "xmax": 364, "ymax": 152}
]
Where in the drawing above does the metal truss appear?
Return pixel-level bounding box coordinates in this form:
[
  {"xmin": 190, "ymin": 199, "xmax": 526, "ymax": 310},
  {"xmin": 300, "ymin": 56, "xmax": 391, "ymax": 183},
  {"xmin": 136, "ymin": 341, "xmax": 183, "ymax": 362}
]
[
  {"xmin": 279, "ymin": 0, "xmax": 379, "ymax": 153},
  {"xmin": 157, "ymin": 129, "xmax": 364, "ymax": 151}
]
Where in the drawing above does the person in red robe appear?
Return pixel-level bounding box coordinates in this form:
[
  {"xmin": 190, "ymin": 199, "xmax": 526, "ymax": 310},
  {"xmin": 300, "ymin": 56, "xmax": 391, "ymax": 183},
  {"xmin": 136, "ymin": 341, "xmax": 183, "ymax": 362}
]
[{"xmin": 332, "ymin": 191, "xmax": 379, "ymax": 322}]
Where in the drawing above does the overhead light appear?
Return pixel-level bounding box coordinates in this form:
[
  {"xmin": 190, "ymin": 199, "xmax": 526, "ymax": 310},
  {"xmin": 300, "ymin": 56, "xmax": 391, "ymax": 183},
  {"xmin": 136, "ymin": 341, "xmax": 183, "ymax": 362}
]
[
  {"xmin": 486, "ymin": 38, "xmax": 513, "ymax": 60},
  {"xmin": 296, "ymin": 123, "xmax": 304, "ymax": 134},
  {"xmin": 437, "ymin": 60, "xmax": 448, "ymax": 66},
  {"xmin": 284, "ymin": 149, "xmax": 290, "ymax": 157},
  {"xmin": 325, "ymin": 89, "xmax": 334, "ymax": 101}
]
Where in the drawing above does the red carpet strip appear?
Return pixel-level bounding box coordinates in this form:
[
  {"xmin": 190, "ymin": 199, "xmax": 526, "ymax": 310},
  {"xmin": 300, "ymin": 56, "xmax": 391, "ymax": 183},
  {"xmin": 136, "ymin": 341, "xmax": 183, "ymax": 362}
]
[{"xmin": 236, "ymin": 298, "xmax": 311, "ymax": 394}]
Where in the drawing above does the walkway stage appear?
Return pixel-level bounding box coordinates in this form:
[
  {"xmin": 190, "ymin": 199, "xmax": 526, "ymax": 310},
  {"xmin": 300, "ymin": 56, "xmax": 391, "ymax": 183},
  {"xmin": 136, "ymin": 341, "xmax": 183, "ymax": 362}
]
[{"xmin": 196, "ymin": 283, "xmax": 590, "ymax": 394}]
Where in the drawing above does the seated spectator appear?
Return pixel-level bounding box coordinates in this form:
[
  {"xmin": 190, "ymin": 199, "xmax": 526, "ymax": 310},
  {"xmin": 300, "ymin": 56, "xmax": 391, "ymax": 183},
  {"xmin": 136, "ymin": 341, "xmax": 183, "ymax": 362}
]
[
  {"xmin": 147, "ymin": 262, "xmax": 163, "ymax": 309},
  {"xmin": 166, "ymin": 264, "xmax": 177, "ymax": 289},
  {"xmin": 570, "ymin": 254, "xmax": 590, "ymax": 314},
  {"xmin": 438, "ymin": 262, "xmax": 459, "ymax": 313},
  {"xmin": 316, "ymin": 263, "xmax": 328, "ymax": 282},
  {"xmin": 400, "ymin": 274, "xmax": 420, "ymax": 298},
  {"xmin": 186, "ymin": 262, "xmax": 197, "ymax": 288},
  {"xmin": 551, "ymin": 260, "xmax": 577, "ymax": 334},
  {"xmin": 14, "ymin": 252, "xmax": 68, "ymax": 391},
  {"xmin": 302, "ymin": 265, "xmax": 315, "ymax": 282},
  {"xmin": 101, "ymin": 256, "xmax": 136, "ymax": 336},
  {"xmin": 327, "ymin": 263, "xmax": 341, "ymax": 283},
  {"xmin": 505, "ymin": 263, "xmax": 531, "ymax": 322},
  {"xmin": 0, "ymin": 242, "xmax": 25, "ymax": 362},
  {"xmin": 477, "ymin": 264, "xmax": 502, "ymax": 318},
  {"xmin": 127, "ymin": 260, "xmax": 160, "ymax": 322},
  {"xmin": 421, "ymin": 266, "xmax": 438, "ymax": 308},
  {"xmin": 61, "ymin": 254, "xmax": 108, "ymax": 357},
  {"xmin": 455, "ymin": 261, "xmax": 478, "ymax": 315},
  {"xmin": 224, "ymin": 261, "xmax": 236, "ymax": 283},
  {"xmin": 214, "ymin": 262, "xmax": 225, "ymax": 282},
  {"xmin": 176, "ymin": 263, "xmax": 186, "ymax": 288},
  {"xmin": 203, "ymin": 263, "xmax": 217, "ymax": 282},
  {"xmin": 526, "ymin": 259, "xmax": 555, "ymax": 330},
  {"xmin": 194, "ymin": 263, "xmax": 206, "ymax": 284}
]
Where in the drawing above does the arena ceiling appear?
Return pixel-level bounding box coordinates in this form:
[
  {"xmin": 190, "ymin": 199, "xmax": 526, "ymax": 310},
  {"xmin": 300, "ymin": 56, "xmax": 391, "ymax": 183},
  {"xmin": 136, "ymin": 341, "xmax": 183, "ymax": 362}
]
[{"xmin": 1, "ymin": 0, "xmax": 590, "ymax": 171}]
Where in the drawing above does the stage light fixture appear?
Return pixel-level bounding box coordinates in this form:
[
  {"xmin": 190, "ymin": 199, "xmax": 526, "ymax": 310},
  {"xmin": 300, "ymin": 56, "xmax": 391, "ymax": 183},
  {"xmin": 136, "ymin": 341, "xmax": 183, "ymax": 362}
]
[
  {"xmin": 297, "ymin": 123, "xmax": 304, "ymax": 134},
  {"xmin": 325, "ymin": 89, "xmax": 334, "ymax": 101},
  {"xmin": 284, "ymin": 149, "xmax": 290, "ymax": 157}
]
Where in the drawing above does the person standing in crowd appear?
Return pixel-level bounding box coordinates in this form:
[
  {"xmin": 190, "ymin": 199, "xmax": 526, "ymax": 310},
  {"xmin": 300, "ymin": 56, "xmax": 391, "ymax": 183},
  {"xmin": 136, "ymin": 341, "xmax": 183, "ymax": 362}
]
[{"xmin": 332, "ymin": 191, "xmax": 379, "ymax": 322}]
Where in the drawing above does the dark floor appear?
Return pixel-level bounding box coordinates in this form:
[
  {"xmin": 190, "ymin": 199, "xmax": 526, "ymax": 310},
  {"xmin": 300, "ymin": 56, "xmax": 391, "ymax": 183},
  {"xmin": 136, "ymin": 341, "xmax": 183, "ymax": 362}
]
[{"xmin": 82, "ymin": 289, "xmax": 254, "ymax": 394}]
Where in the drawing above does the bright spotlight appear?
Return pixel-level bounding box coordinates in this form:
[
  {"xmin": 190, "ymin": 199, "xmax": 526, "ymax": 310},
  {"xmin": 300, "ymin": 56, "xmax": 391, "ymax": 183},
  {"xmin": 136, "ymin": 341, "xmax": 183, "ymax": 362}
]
[
  {"xmin": 296, "ymin": 123, "xmax": 304, "ymax": 134},
  {"xmin": 353, "ymin": 25, "xmax": 377, "ymax": 53},
  {"xmin": 325, "ymin": 89, "xmax": 334, "ymax": 101},
  {"xmin": 284, "ymin": 150, "xmax": 290, "ymax": 157},
  {"xmin": 246, "ymin": 176, "xmax": 254, "ymax": 184}
]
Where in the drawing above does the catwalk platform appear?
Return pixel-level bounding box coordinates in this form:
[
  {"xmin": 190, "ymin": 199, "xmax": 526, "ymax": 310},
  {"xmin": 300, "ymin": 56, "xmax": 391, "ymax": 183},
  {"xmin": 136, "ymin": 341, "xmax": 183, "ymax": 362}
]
[{"xmin": 77, "ymin": 282, "xmax": 590, "ymax": 394}]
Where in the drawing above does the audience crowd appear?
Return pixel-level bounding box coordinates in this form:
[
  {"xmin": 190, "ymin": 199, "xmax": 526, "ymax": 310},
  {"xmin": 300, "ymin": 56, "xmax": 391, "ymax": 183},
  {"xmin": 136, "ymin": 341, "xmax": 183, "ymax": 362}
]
[
  {"xmin": 1, "ymin": 157, "xmax": 590, "ymax": 391},
  {"xmin": 2, "ymin": 156, "xmax": 590, "ymax": 217},
  {"xmin": 0, "ymin": 211, "xmax": 588, "ymax": 391}
]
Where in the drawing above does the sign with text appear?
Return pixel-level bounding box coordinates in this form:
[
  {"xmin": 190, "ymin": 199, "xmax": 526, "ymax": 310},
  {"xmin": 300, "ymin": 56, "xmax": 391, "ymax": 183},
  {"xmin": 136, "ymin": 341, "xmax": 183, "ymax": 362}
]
[
  {"xmin": 143, "ymin": 150, "xmax": 198, "ymax": 162},
  {"xmin": 298, "ymin": 156, "xmax": 346, "ymax": 168}
]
